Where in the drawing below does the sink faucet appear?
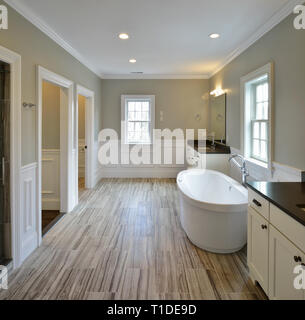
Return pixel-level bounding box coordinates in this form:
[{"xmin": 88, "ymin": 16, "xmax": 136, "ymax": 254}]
[
  {"xmin": 229, "ymin": 154, "xmax": 249, "ymax": 187},
  {"xmin": 207, "ymin": 132, "xmax": 216, "ymax": 149}
]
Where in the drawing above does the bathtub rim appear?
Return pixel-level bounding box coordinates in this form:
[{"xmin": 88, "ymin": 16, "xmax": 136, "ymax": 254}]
[{"xmin": 177, "ymin": 169, "xmax": 248, "ymax": 213}]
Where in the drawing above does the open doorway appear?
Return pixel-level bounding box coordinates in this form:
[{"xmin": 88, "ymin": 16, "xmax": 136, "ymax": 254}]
[
  {"xmin": 37, "ymin": 66, "xmax": 74, "ymax": 243},
  {"xmin": 75, "ymin": 85, "xmax": 95, "ymax": 204},
  {"xmin": 41, "ymin": 81, "xmax": 63, "ymax": 235}
]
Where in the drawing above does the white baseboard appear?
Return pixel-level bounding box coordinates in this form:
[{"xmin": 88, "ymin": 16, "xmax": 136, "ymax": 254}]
[{"xmin": 95, "ymin": 165, "xmax": 185, "ymax": 180}]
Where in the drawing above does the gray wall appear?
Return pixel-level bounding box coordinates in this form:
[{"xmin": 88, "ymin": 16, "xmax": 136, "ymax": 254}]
[
  {"xmin": 0, "ymin": 1, "xmax": 103, "ymax": 165},
  {"xmin": 101, "ymin": 79, "xmax": 210, "ymax": 137},
  {"xmin": 210, "ymin": 13, "xmax": 305, "ymax": 170}
]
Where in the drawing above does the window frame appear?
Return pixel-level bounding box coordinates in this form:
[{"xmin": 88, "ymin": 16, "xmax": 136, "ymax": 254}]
[
  {"xmin": 250, "ymin": 79, "xmax": 269, "ymax": 163},
  {"xmin": 240, "ymin": 62, "xmax": 274, "ymax": 170},
  {"xmin": 121, "ymin": 95, "xmax": 155, "ymax": 145}
]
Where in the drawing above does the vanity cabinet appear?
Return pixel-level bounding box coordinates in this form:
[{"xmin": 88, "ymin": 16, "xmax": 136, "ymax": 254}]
[
  {"xmin": 186, "ymin": 145, "xmax": 230, "ymax": 175},
  {"xmin": 248, "ymin": 190, "xmax": 305, "ymax": 300},
  {"xmin": 269, "ymin": 225, "xmax": 304, "ymax": 300},
  {"xmin": 248, "ymin": 206, "xmax": 269, "ymax": 294}
]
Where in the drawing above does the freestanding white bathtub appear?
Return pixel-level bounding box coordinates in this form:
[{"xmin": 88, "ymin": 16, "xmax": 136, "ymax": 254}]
[{"xmin": 177, "ymin": 169, "xmax": 248, "ymax": 254}]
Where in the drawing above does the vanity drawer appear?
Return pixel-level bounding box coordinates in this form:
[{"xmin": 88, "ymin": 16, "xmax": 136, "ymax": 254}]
[
  {"xmin": 248, "ymin": 189, "xmax": 270, "ymax": 220},
  {"xmin": 270, "ymin": 204, "xmax": 305, "ymax": 253}
]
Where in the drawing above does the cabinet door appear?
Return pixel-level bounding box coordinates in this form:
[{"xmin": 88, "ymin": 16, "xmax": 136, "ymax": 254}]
[
  {"xmin": 269, "ymin": 225, "xmax": 304, "ymax": 300},
  {"xmin": 247, "ymin": 206, "xmax": 269, "ymax": 294}
]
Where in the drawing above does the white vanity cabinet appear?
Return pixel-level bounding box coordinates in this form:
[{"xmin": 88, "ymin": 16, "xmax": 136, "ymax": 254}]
[
  {"xmin": 269, "ymin": 225, "xmax": 304, "ymax": 300},
  {"xmin": 248, "ymin": 190, "xmax": 305, "ymax": 300},
  {"xmin": 248, "ymin": 206, "xmax": 269, "ymax": 294},
  {"xmin": 186, "ymin": 146, "xmax": 230, "ymax": 175}
]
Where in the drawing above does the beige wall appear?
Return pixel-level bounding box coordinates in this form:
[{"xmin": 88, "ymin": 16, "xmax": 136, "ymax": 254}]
[
  {"xmin": 0, "ymin": 1, "xmax": 103, "ymax": 165},
  {"xmin": 78, "ymin": 95, "xmax": 86, "ymax": 140},
  {"xmin": 101, "ymin": 79, "xmax": 210, "ymax": 137},
  {"xmin": 42, "ymin": 81, "xmax": 60, "ymax": 149},
  {"xmin": 210, "ymin": 13, "xmax": 305, "ymax": 170}
]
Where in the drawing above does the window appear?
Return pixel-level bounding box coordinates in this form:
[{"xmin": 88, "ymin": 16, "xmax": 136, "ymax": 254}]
[
  {"xmin": 121, "ymin": 95, "xmax": 155, "ymax": 144},
  {"xmin": 241, "ymin": 63, "xmax": 273, "ymax": 168},
  {"xmin": 251, "ymin": 79, "xmax": 269, "ymax": 162}
]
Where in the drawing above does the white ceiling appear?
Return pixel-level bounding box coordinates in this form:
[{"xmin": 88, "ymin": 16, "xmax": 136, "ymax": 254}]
[{"xmin": 6, "ymin": 0, "xmax": 302, "ymax": 78}]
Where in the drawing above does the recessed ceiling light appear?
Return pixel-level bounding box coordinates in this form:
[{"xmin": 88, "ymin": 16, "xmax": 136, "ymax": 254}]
[
  {"xmin": 209, "ymin": 33, "xmax": 220, "ymax": 39},
  {"xmin": 129, "ymin": 59, "xmax": 137, "ymax": 63},
  {"xmin": 119, "ymin": 33, "xmax": 129, "ymax": 40}
]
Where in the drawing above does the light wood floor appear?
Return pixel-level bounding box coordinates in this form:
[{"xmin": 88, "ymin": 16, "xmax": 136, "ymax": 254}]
[{"xmin": 0, "ymin": 179, "xmax": 267, "ymax": 300}]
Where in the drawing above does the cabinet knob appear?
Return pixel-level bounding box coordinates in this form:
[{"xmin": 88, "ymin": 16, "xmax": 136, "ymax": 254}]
[
  {"xmin": 294, "ymin": 256, "xmax": 302, "ymax": 263},
  {"xmin": 261, "ymin": 224, "xmax": 267, "ymax": 230}
]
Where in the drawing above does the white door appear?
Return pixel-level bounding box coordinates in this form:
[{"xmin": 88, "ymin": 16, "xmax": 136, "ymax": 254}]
[
  {"xmin": 247, "ymin": 206, "xmax": 269, "ymax": 294},
  {"xmin": 269, "ymin": 225, "xmax": 304, "ymax": 300}
]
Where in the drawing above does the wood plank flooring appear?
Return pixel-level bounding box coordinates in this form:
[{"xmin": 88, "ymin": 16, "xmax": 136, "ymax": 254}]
[{"xmin": 0, "ymin": 179, "xmax": 267, "ymax": 300}]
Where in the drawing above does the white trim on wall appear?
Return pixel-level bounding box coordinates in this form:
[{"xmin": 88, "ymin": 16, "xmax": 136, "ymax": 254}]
[
  {"xmin": 240, "ymin": 62, "xmax": 274, "ymax": 172},
  {"xmin": 94, "ymin": 141, "xmax": 186, "ymax": 180},
  {"xmin": 4, "ymin": 0, "xmax": 303, "ymax": 80},
  {"xmin": 42, "ymin": 149, "xmax": 60, "ymax": 211},
  {"xmin": 4, "ymin": 0, "xmax": 101, "ymax": 78},
  {"xmin": 0, "ymin": 45, "xmax": 22, "ymax": 269},
  {"xmin": 121, "ymin": 95, "xmax": 155, "ymax": 145},
  {"xmin": 20, "ymin": 163, "xmax": 38, "ymax": 263},
  {"xmin": 103, "ymin": 74, "xmax": 209, "ymax": 80},
  {"xmin": 78, "ymin": 140, "xmax": 86, "ymax": 178},
  {"xmin": 230, "ymin": 147, "xmax": 304, "ymax": 182},
  {"xmin": 37, "ymin": 66, "xmax": 74, "ymax": 246},
  {"xmin": 209, "ymin": 0, "xmax": 304, "ymax": 77}
]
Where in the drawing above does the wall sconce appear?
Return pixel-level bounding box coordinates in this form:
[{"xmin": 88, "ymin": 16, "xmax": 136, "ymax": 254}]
[{"xmin": 210, "ymin": 88, "xmax": 225, "ymax": 97}]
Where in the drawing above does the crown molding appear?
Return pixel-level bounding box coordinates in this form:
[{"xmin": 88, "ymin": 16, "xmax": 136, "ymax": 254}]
[
  {"xmin": 209, "ymin": 0, "xmax": 304, "ymax": 78},
  {"xmin": 4, "ymin": 0, "xmax": 102, "ymax": 78},
  {"xmin": 102, "ymin": 74, "xmax": 209, "ymax": 80},
  {"xmin": 4, "ymin": 0, "xmax": 303, "ymax": 81}
]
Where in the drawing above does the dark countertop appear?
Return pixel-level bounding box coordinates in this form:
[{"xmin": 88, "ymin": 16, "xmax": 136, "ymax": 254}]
[
  {"xmin": 247, "ymin": 181, "xmax": 305, "ymax": 227},
  {"xmin": 188, "ymin": 140, "xmax": 231, "ymax": 155}
]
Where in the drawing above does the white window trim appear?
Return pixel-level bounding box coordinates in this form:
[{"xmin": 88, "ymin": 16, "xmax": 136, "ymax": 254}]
[
  {"xmin": 121, "ymin": 95, "xmax": 155, "ymax": 145},
  {"xmin": 240, "ymin": 62, "xmax": 274, "ymax": 171}
]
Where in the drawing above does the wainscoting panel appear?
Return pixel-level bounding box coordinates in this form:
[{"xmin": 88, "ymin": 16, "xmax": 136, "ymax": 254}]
[
  {"xmin": 42, "ymin": 149, "xmax": 60, "ymax": 210},
  {"xmin": 78, "ymin": 139, "xmax": 85, "ymax": 178},
  {"xmin": 94, "ymin": 142, "xmax": 186, "ymax": 180},
  {"xmin": 230, "ymin": 147, "xmax": 304, "ymax": 182},
  {"xmin": 20, "ymin": 163, "xmax": 38, "ymax": 263}
]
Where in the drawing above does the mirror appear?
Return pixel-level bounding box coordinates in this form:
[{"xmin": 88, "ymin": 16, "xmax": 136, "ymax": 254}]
[{"xmin": 210, "ymin": 93, "xmax": 226, "ymax": 144}]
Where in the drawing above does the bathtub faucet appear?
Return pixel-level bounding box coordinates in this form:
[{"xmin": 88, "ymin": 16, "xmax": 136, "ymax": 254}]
[{"xmin": 229, "ymin": 154, "xmax": 249, "ymax": 187}]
